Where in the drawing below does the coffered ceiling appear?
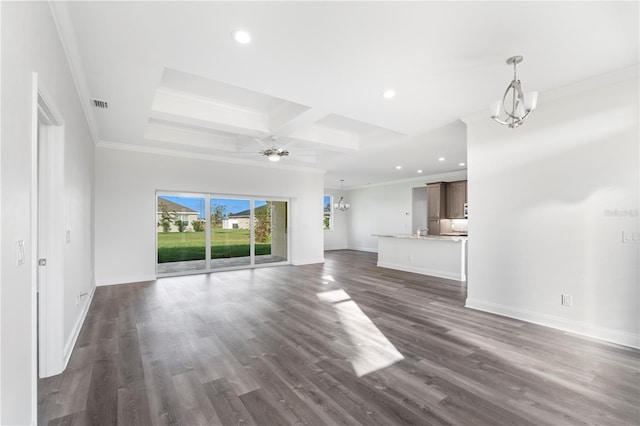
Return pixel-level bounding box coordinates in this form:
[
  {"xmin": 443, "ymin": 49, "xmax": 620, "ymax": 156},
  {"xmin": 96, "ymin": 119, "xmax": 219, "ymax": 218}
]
[{"xmin": 51, "ymin": 1, "xmax": 639, "ymax": 188}]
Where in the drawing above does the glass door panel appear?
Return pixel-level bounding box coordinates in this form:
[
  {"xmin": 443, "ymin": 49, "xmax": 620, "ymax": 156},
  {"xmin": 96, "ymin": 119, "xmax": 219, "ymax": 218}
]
[
  {"xmin": 156, "ymin": 195, "xmax": 206, "ymax": 274},
  {"xmin": 254, "ymin": 200, "xmax": 288, "ymax": 265},
  {"xmin": 211, "ymin": 198, "xmax": 251, "ymax": 269}
]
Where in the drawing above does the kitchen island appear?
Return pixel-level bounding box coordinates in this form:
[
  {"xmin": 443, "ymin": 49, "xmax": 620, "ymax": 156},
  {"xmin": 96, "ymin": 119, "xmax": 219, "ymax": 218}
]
[{"xmin": 373, "ymin": 234, "xmax": 467, "ymax": 281}]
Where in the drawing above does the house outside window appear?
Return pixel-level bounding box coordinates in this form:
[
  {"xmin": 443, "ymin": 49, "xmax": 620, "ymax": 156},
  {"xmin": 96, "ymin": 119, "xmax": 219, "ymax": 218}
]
[{"xmin": 323, "ymin": 195, "xmax": 332, "ymax": 230}]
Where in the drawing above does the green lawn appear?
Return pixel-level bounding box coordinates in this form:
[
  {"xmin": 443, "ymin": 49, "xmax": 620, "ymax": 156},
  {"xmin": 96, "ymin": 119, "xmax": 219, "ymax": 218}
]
[{"xmin": 157, "ymin": 229, "xmax": 271, "ymax": 263}]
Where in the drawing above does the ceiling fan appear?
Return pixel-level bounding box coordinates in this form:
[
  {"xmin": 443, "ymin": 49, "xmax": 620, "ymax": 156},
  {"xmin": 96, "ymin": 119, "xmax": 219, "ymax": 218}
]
[{"xmin": 257, "ymin": 135, "xmax": 289, "ymax": 162}]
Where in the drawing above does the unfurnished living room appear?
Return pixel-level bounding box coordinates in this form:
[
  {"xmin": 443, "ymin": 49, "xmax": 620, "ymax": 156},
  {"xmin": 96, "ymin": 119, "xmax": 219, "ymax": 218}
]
[{"xmin": 1, "ymin": 1, "xmax": 639, "ymax": 425}]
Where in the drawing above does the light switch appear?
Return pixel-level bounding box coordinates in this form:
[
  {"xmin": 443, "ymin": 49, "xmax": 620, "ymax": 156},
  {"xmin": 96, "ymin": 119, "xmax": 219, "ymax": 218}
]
[
  {"xmin": 16, "ymin": 240, "xmax": 25, "ymax": 265},
  {"xmin": 66, "ymin": 230, "xmax": 71, "ymax": 243}
]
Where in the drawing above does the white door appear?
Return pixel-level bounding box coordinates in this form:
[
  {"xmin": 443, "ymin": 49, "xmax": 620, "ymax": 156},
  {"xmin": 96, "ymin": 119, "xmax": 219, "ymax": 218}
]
[
  {"xmin": 36, "ymin": 90, "xmax": 65, "ymax": 378},
  {"xmin": 37, "ymin": 120, "xmax": 47, "ymax": 376}
]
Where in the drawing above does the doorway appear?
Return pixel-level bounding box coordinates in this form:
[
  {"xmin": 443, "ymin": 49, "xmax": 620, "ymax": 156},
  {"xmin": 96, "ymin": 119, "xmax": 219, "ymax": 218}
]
[{"xmin": 35, "ymin": 87, "xmax": 65, "ymax": 379}]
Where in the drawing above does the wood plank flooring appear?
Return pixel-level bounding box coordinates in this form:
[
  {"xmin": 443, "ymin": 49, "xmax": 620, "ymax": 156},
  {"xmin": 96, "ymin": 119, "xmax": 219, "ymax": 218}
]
[{"xmin": 39, "ymin": 250, "xmax": 640, "ymax": 425}]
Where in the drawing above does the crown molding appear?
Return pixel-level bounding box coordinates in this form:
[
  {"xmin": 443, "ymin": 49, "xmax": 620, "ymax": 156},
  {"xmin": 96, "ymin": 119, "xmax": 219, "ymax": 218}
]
[
  {"xmin": 48, "ymin": 1, "xmax": 99, "ymax": 143},
  {"xmin": 96, "ymin": 140, "xmax": 327, "ymax": 174},
  {"xmin": 325, "ymin": 169, "xmax": 468, "ymax": 191}
]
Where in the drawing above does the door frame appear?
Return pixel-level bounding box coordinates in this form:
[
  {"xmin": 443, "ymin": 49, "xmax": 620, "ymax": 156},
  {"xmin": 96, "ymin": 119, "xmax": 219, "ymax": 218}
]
[{"xmin": 32, "ymin": 75, "xmax": 66, "ymax": 381}]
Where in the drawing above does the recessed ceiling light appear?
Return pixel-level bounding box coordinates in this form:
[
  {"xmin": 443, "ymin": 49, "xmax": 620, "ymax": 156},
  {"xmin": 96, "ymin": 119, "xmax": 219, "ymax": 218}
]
[
  {"xmin": 395, "ymin": 165, "xmax": 402, "ymax": 170},
  {"xmin": 438, "ymin": 157, "xmax": 445, "ymax": 162},
  {"xmin": 382, "ymin": 90, "xmax": 396, "ymax": 99},
  {"xmin": 459, "ymin": 162, "xmax": 466, "ymax": 166},
  {"xmin": 232, "ymin": 30, "xmax": 251, "ymax": 44},
  {"xmin": 417, "ymin": 170, "xmax": 423, "ymax": 174}
]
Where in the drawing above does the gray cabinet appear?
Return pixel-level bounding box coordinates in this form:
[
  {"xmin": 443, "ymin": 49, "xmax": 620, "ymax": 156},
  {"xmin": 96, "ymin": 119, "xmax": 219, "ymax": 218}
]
[{"xmin": 446, "ymin": 180, "xmax": 467, "ymax": 219}]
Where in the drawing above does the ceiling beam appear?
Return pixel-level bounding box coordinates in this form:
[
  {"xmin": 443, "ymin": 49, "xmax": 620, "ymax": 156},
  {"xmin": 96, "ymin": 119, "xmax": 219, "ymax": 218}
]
[{"xmin": 151, "ymin": 88, "xmax": 270, "ymax": 135}]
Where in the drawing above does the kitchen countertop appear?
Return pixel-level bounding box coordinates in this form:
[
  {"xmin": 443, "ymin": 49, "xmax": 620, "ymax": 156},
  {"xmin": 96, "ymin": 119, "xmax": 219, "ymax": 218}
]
[{"xmin": 373, "ymin": 234, "xmax": 468, "ymax": 242}]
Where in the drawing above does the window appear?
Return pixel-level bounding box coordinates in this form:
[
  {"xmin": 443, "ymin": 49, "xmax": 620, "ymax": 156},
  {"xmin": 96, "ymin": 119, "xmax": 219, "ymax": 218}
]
[
  {"xmin": 323, "ymin": 195, "xmax": 332, "ymax": 230},
  {"xmin": 157, "ymin": 191, "xmax": 289, "ymax": 275}
]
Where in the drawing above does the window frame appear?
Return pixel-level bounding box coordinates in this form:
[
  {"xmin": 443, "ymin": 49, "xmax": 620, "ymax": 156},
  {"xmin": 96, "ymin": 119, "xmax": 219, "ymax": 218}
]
[
  {"xmin": 323, "ymin": 194, "xmax": 333, "ymax": 231},
  {"xmin": 156, "ymin": 190, "xmax": 290, "ymax": 277}
]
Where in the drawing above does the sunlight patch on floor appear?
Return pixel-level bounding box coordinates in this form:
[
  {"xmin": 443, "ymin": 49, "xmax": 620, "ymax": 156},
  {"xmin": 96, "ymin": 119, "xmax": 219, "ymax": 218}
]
[
  {"xmin": 321, "ymin": 274, "xmax": 336, "ymax": 284},
  {"xmin": 317, "ymin": 289, "xmax": 404, "ymax": 377}
]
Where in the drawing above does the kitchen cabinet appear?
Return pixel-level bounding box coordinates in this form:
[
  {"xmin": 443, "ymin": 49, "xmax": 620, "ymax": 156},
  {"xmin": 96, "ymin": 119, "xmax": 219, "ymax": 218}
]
[
  {"xmin": 428, "ymin": 219, "xmax": 441, "ymax": 236},
  {"xmin": 427, "ymin": 182, "xmax": 446, "ymax": 235},
  {"xmin": 427, "ymin": 183, "xmax": 446, "ymax": 219},
  {"xmin": 446, "ymin": 180, "xmax": 467, "ymax": 219}
]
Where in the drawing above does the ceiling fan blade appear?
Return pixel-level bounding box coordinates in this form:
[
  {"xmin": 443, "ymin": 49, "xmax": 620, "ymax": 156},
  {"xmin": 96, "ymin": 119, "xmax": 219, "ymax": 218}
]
[{"xmin": 253, "ymin": 137, "xmax": 268, "ymax": 149}]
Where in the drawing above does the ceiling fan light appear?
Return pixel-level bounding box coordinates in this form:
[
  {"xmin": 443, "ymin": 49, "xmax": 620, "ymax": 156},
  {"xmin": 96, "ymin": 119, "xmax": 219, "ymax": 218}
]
[{"xmin": 268, "ymin": 153, "xmax": 280, "ymax": 162}]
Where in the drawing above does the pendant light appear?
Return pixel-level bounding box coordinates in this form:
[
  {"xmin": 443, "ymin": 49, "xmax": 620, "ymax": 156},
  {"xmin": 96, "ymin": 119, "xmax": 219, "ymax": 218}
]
[
  {"xmin": 490, "ymin": 55, "xmax": 538, "ymax": 128},
  {"xmin": 334, "ymin": 179, "xmax": 351, "ymax": 212}
]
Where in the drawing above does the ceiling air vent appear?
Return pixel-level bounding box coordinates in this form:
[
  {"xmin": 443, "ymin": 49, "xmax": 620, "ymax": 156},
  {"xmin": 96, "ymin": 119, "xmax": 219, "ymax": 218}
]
[{"xmin": 90, "ymin": 98, "xmax": 108, "ymax": 109}]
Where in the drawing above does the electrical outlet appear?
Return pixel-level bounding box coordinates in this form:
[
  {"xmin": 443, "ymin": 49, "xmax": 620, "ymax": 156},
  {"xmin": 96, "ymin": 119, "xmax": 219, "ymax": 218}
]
[
  {"xmin": 561, "ymin": 294, "xmax": 572, "ymax": 307},
  {"xmin": 622, "ymin": 231, "xmax": 640, "ymax": 244}
]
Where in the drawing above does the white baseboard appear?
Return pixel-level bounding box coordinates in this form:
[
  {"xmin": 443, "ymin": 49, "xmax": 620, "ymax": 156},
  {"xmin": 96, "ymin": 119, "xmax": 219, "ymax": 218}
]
[
  {"xmin": 291, "ymin": 257, "xmax": 325, "ymax": 266},
  {"xmin": 347, "ymin": 245, "xmax": 378, "ymax": 253},
  {"xmin": 96, "ymin": 274, "xmax": 156, "ymax": 286},
  {"xmin": 62, "ymin": 285, "xmax": 96, "ymax": 368},
  {"xmin": 465, "ymin": 298, "xmax": 640, "ymax": 349},
  {"xmin": 377, "ymin": 261, "xmax": 464, "ymax": 281}
]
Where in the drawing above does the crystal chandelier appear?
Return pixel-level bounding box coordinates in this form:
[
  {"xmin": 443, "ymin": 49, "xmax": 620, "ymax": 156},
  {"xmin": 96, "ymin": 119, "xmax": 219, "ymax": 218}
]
[
  {"xmin": 334, "ymin": 179, "xmax": 350, "ymax": 211},
  {"xmin": 490, "ymin": 55, "xmax": 538, "ymax": 129}
]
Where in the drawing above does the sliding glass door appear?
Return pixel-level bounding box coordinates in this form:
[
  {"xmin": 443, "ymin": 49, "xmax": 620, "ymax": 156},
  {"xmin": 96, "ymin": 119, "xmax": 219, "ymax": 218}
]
[
  {"xmin": 211, "ymin": 197, "xmax": 251, "ymax": 269},
  {"xmin": 156, "ymin": 192, "xmax": 289, "ymax": 275},
  {"xmin": 254, "ymin": 200, "xmax": 288, "ymax": 265},
  {"xmin": 156, "ymin": 194, "xmax": 207, "ymax": 274}
]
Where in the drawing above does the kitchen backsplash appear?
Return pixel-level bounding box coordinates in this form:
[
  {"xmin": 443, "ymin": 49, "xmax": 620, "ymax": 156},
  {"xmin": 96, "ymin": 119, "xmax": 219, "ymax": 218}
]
[{"xmin": 440, "ymin": 219, "xmax": 468, "ymax": 233}]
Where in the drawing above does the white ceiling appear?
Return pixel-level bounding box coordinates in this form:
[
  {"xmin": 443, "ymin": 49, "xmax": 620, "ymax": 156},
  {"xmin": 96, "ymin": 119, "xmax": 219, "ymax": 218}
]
[{"xmin": 53, "ymin": 1, "xmax": 639, "ymax": 188}]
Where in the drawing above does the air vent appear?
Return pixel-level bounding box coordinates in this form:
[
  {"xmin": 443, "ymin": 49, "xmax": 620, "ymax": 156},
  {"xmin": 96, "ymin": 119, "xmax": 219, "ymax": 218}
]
[{"xmin": 90, "ymin": 98, "xmax": 108, "ymax": 109}]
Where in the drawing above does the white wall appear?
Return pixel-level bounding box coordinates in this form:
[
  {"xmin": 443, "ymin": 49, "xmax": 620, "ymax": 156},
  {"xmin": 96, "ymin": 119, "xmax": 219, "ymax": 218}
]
[
  {"xmin": 346, "ymin": 171, "xmax": 467, "ymax": 252},
  {"xmin": 323, "ymin": 188, "xmax": 348, "ymax": 250},
  {"xmin": 1, "ymin": 2, "xmax": 95, "ymax": 423},
  {"xmin": 465, "ymin": 72, "xmax": 639, "ymax": 348},
  {"xmin": 412, "ymin": 186, "xmax": 428, "ymax": 232},
  {"xmin": 0, "ymin": 3, "xmax": 4, "ymax": 418},
  {"xmin": 95, "ymin": 147, "xmax": 325, "ymax": 285}
]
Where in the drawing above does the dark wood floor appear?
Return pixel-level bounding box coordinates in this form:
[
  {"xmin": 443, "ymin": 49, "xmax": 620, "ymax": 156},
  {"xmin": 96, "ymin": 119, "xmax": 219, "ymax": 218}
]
[{"xmin": 39, "ymin": 250, "xmax": 640, "ymax": 425}]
